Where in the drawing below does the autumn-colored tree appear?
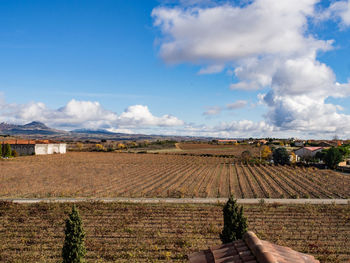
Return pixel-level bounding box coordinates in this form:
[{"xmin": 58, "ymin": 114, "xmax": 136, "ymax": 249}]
[
  {"xmin": 76, "ymin": 142, "xmax": 83, "ymax": 151},
  {"xmin": 95, "ymin": 144, "xmax": 106, "ymax": 152},
  {"xmin": 261, "ymin": 146, "xmax": 272, "ymax": 159},
  {"xmin": 117, "ymin": 143, "xmax": 126, "ymax": 149},
  {"xmin": 290, "ymin": 152, "xmax": 297, "ymax": 164}
]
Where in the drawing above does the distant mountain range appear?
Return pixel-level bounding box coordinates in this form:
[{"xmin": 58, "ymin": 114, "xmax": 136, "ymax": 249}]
[
  {"xmin": 0, "ymin": 121, "xmax": 64, "ymax": 135},
  {"xmin": 0, "ymin": 121, "xmax": 212, "ymax": 141},
  {"xmin": 71, "ymin": 128, "xmax": 121, "ymax": 135}
]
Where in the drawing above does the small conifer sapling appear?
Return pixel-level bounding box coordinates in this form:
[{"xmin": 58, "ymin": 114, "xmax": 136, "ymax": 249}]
[
  {"xmin": 3, "ymin": 143, "xmax": 11, "ymax": 158},
  {"xmin": 62, "ymin": 205, "xmax": 86, "ymax": 263},
  {"xmin": 220, "ymin": 195, "xmax": 248, "ymax": 243}
]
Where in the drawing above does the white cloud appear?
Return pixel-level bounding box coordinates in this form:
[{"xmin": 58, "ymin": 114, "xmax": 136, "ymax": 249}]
[
  {"xmin": 0, "ymin": 98, "xmax": 183, "ymax": 131},
  {"xmin": 226, "ymin": 100, "xmax": 247, "ymax": 110},
  {"xmin": 321, "ymin": 0, "xmax": 350, "ymax": 27},
  {"xmin": 163, "ymin": 120, "xmax": 275, "ymax": 138},
  {"xmin": 117, "ymin": 105, "xmax": 184, "ymax": 127},
  {"xmin": 153, "ymin": 0, "xmax": 350, "ymax": 138},
  {"xmin": 203, "ymin": 106, "xmax": 222, "ymax": 116},
  {"xmin": 198, "ymin": 64, "xmax": 224, "ymax": 74},
  {"xmin": 152, "ymin": 0, "xmax": 331, "ymax": 64},
  {"xmin": 230, "ymin": 82, "xmax": 260, "ymax": 91}
]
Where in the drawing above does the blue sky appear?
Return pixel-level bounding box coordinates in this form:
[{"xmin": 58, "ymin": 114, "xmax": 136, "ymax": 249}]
[{"xmin": 0, "ymin": 0, "xmax": 350, "ymax": 138}]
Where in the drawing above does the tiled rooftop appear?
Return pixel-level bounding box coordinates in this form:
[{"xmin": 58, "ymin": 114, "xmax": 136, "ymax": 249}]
[
  {"xmin": 303, "ymin": 147, "xmax": 323, "ymax": 152},
  {"xmin": 0, "ymin": 139, "xmax": 56, "ymax": 144},
  {"xmin": 188, "ymin": 231, "xmax": 319, "ymax": 263}
]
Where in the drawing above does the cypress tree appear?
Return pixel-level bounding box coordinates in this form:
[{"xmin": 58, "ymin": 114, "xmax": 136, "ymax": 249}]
[
  {"xmin": 0, "ymin": 143, "xmax": 2, "ymax": 157},
  {"xmin": 220, "ymin": 195, "xmax": 247, "ymax": 243},
  {"xmin": 3, "ymin": 143, "xmax": 12, "ymax": 158},
  {"xmin": 62, "ymin": 205, "xmax": 86, "ymax": 263}
]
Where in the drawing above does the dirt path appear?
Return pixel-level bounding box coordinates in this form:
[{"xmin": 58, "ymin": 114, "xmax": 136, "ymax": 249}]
[
  {"xmin": 1, "ymin": 197, "xmax": 349, "ymax": 205},
  {"xmin": 174, "ymin": 142, "xmax": 181, "ymax": 150}
]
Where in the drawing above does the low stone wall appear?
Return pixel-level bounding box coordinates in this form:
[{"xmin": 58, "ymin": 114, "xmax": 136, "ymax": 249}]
[{"xmin": 10, "ymin": 144, "xmax": 35, "ymax": 156}]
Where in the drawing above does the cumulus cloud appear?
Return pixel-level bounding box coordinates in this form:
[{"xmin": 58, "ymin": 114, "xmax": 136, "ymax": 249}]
[
  {"xmin": 117, "ymin": 105, "xmax": 184, "ymax": 127},
  {"xmin": 153, "ymin": 0, "xmax": 350, "ymax": 138},
  {"xmin": 152, "ymin": 0, "xmax": 331, "ymax": 64},
  {"xmin": 0, "ymin": 98, "xmax": 183, "ymax": 131}
]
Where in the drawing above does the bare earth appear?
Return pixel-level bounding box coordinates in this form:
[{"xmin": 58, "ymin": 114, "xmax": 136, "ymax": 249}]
[{"xmin": 0, "ymin": 152, "xmax": 349, "ymax": 198}]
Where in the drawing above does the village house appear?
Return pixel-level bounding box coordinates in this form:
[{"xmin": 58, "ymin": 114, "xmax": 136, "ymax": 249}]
[
  {"xmin": 1, "ymin": 139, "xmax": 66, "ymax": 156},
  {"xmin": 294, "ymin": 147, "xmax": 323, "ymax": 159}
]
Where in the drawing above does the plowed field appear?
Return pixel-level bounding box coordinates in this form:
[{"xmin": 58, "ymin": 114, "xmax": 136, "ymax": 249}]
[
  {"xmin": 0, "ymin": 202, "xmax": 349, "ymax": 262},
  {"xmin": 0, "ymin": 152, "xmax": 349, "ymax": 198}
]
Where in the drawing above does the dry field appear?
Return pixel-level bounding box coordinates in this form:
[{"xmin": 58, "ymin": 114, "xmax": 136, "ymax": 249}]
[
  {"xmin": 0, "ymin": 152, "xmax": 349, "ymax": 198},
  {"xmin": 175, "ymin": 143, "xmax": 261, "ymax": 156},
  {"xmin": 0, "ymin": 202, "xmax": 349, "ymax": 262}
]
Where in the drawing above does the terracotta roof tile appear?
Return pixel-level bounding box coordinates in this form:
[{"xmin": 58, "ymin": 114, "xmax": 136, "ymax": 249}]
[
  {"xmin": 188, "ymin": 232, "xmax": 319, "ymax": 263},
  {"xmin": 0, "ymin": 139, "xmax": 61, "ymax": 144}
]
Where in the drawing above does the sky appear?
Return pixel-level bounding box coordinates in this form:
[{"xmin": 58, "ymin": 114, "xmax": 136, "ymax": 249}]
[{"xmin": 0, "ymin": 0, "xmax": 350, "ymax": 139}]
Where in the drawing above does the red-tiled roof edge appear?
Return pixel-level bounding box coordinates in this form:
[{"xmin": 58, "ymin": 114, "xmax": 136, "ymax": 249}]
[
  {"xmin": 243, "ymin": 232, "xmax": 276, "ymax": 263},
  {"xmin": 188, "ymin": 231, "xmax": 320, "ymax": 263},
  {"xmin": 243, "ymin": 231, "xmax": 320, "ymax": 263}
]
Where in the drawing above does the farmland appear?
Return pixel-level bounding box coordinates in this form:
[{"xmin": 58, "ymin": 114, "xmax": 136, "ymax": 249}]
[
  {"xmin": 0, "ymin": 152, "xmax": 349, "ymax": 198},
  {"xmin": 175, "ymin": 142, "xmax": 262, "ymax": 157},
  {"xmin": 0, "ymin": 202, "xmax": 349, "ymax": 262}
]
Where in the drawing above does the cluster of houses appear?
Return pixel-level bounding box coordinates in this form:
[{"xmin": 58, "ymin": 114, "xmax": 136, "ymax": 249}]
[
  {"xmin": 284, "ymin": 140, "xmax": 350, "ymax": 168},
  {"xmin": 0, "ymin": 139, "xmax": 66, "ymax": 156}
]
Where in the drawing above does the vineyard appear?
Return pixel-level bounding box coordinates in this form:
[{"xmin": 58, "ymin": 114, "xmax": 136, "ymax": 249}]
[
  {"xmin": 0, "ymin": 202, "xmax": 349, "ymax": 262},
  {"xmin": 0, "ymin": 152, "xmax": 349, "ymax": 198},
  {"xmin": 175, "ymin": 142, "xmax": 261, "ymax": 157}
]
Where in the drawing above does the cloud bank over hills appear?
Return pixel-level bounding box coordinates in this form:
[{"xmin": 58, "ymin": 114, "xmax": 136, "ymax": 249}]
[{"xmin": 0, "ymin": 98, "xmax": 183, "ymax": 133}]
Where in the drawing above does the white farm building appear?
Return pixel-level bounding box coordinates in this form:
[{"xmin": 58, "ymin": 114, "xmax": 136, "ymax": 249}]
[
  {"xmin": 294, "ymin": 147, "xmax": 323, "ymax": 159},
  {"xmin": 2, "ymin": 139, "xmax": 66, "ymax": 156}
]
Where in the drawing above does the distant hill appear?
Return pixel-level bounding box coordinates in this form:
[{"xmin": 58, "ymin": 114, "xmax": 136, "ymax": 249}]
[{"xmin": 0, "ymin": 121, "xmax": 63, "ymax": 135}]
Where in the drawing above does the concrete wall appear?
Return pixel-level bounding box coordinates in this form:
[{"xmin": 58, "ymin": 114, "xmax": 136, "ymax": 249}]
[
  {"xmin": 35, "ymin": 144, "xmax": 66, "ymax": 155},
  {"xmin": 9, "ymin": 144, "xmax": 35, "ymax": 156}
]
